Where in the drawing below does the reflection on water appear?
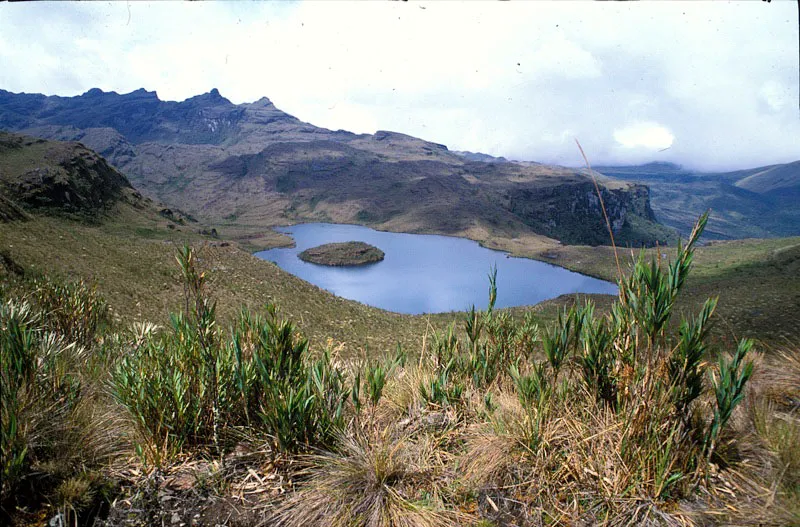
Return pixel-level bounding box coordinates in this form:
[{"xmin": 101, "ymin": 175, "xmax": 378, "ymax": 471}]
[{"xmin": 254, "ymin": 223, "xmax": 618, "ymax": 315}]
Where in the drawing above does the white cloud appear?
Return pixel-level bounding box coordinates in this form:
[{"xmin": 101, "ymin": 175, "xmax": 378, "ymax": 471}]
[
  {"xmin": 614, "ymin": 122, "xmax": 675, "ymax": 150},
  {"xmin": 527, "ymin": 34, "xmax": 603, "ymax": 80},
  {"xmin": 0, "ymin": 1, "xmax": 798, "ymax": 170},
  {"xmin": 759, "ymin": 80, "xmax": 792, "ymax": 112}
]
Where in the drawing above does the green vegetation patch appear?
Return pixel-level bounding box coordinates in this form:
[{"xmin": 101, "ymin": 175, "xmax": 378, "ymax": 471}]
[
  {"xmin": 5, "ymin": 215, "xmax": 798, "ymax": 527},
  {"xmin": 298, "ymin": 241, "xmax": 385, "ymax": 266}
]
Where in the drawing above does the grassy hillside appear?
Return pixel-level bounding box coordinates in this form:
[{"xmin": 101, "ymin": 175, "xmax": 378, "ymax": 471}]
[
  {"xmin": 503, "ymin": 236, "xmax": 800, "ymax": 347},
  {"xmin": 734, "ymin": 160, "xmax": 800, "ymax": 194},
  {"xmin": 1, "ymin": 134, "xmax": 799, "ymax": 527}
]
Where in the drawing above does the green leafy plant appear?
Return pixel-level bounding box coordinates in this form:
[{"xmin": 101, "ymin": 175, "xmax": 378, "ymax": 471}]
[
  {"xmin": 578, "ymin": 304, "xmax": 616, "ymax": 406},
  {"xmin": 113, "ymin": 246, "xmax": 353, "ymax": 462},
  {"xmin": 176, "ymin": 244, "xmax": 222, "ymax": 454},
  {"xmin": 365, "ymin": 359, "xmax": 392, "ymax": 408},
  {"xmin": 668, "ymin": 297, "xmax": 717, "ymax": 417},
  {"xmin": 420, "ymin": 358, "xmax": 462, "ymax": 407},
  {"xmin": 541, "ymin": 306, "xmax": 579, "ymax": 377},
  {"xmin": 706, "ymin": 338, "xmax": 754, "ymax": 461},
  {"xmin": 1, "ymin": 301, "xmax": 40, "ymax": 498}
]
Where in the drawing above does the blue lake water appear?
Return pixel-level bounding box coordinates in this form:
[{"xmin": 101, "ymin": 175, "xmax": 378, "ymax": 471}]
[{"xmin": 254, "ymin": 223, "xmax": 618, "ymax": 315}]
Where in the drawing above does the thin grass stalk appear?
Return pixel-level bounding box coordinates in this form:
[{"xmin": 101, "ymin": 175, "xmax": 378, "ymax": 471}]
[{"xmin": 575, "ymin": 138, "xmax": 622, "ymax": 282}]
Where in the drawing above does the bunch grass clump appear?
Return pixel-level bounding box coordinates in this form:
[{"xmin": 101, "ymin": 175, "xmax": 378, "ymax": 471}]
[
  {"xmin": 1, "ymin": 278, "xmax": 117, "ymax": 524},
  {"xmin": 268, "ymin": 432, "xmax": 460, "ymax": 527}
]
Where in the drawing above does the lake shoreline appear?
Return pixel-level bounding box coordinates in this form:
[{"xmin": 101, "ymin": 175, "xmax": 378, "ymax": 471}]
[
  {"xmin": 250, "ymin": 221, "xmax": 619, "ymax": 282},
  {"xmin": 254, "ymin": 223, "xmax": 618, "ymax": 315}
]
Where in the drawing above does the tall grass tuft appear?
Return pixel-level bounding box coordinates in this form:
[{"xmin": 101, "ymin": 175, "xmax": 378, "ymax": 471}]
[{"xmin": 1, "ymin": 277, "xmax": 117, "ymax": 523}]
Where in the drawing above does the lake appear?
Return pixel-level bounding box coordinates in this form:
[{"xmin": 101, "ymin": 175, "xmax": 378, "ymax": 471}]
[{"xmin": 254, "ymin": 223, "xmax": 618, "ymax": 314}]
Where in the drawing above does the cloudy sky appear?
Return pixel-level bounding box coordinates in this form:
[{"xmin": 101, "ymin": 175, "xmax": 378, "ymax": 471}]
[{"xmin": 0, "ymin": 1, "xmax": 798, "ymax": 170}]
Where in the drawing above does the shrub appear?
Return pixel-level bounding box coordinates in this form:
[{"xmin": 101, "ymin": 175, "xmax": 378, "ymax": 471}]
[
  {"xmin": 112, "ymin": 246, "xmax": 353, "ymax": 464},
  {"xmin": 112, "ymin": 312, "xmax": 219, "ymax": 464},
  {"xmin": 230, "ymin": 304, "xmax": 351, "ymax": 454},
  {"xmin": 459, "ymin": 213, "xmax": 758, "ymax": 520}
]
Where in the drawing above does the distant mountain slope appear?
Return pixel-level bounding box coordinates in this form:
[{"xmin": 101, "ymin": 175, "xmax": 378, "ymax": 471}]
[
  {"xmin": 0, "ymin": 88, "xmax": 674, "ymax": 246},
  {"xmin": 595, "ymin": 161, "xmax": 800, "ymax": 240},
  {"xmin": 453, "ymin": 150, "xmax": 509, "ymax": 163},
  {"xmin": 733, "ymin": 160, "xmax": 800, "ymax": 195}
]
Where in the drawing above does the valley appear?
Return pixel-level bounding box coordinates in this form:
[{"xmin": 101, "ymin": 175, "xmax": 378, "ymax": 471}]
[
  {"xmin": 1, "ymin": 129, "xmax": 796, "ymax": 347},
  {"xmin": 2, "ymin": 2, "xmax": 799, "ymax": 524},
  {"xmin": 595, "ymin": 161, "xmax": 800, "ymax": 240}
]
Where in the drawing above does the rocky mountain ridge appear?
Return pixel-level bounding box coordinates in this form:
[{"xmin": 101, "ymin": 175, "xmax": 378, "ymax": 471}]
[{"xmin": 0, "ymin": 88, "xmax": 674, "ymax": 246}]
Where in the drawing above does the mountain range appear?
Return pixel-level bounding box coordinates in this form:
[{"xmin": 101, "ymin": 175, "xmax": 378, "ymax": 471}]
[
  {"xmin": 594, "ymin": 161, "xmax": 800, "ymax": 240},
  {"xmin": 0, "ymin": 87, "xmax": 673, "ymax": 247}
]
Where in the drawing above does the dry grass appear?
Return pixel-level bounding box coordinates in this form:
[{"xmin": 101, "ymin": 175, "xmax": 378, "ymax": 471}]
[
  {"xmin": 731, "ymin": 345, "xmax": 800, "ymax": 523},
  {"xmin": 460, "ymin": 386, "xmax": 696, "ymax": 526},
  {"xmin": 267, "ymin": 431, "xmax": 461, "ymax": 527}
]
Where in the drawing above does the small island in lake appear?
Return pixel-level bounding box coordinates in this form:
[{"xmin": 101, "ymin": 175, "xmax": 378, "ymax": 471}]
[{"xmin": 298, "ymin": 241, "xmax": 385, "ymax": 266}]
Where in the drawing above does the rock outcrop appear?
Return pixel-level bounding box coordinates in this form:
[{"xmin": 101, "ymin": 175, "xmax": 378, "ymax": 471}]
[{"xmin": 0, "ymin": 131, "xmax": 136, "ymax": 218}]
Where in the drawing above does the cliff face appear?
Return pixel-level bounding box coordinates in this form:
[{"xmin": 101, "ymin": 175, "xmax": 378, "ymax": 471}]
[
  {"xmin": 504, "ymin": 182, "xmax": 661, "ymax": 246},
  {"xmin": 0, "ymin": 88, "xmax": 674, "ymax": 245}
]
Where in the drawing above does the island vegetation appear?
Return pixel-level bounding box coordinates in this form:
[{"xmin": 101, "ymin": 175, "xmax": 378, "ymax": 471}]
[{"xmin": 298, "ymin": 241, "xmax": 385, "ymax": 266}]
